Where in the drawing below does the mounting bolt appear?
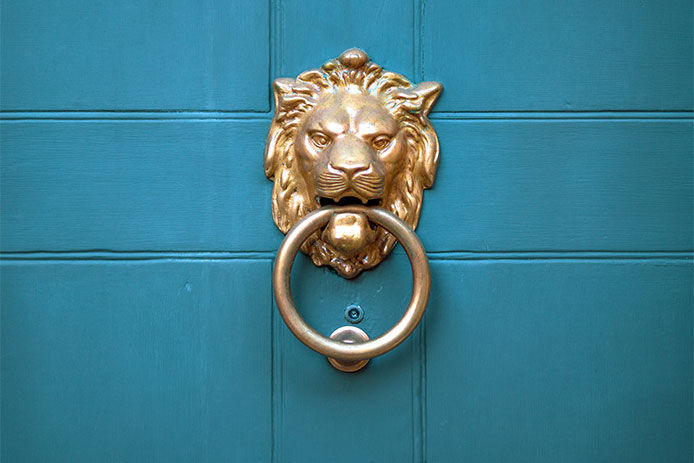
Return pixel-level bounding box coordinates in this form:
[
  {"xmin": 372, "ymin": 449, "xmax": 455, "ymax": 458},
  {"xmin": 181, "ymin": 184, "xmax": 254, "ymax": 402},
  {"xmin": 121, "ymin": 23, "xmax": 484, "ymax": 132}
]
[{"xmin": 344, "ymin": 304, "xmax": 364, "ymax": 324}]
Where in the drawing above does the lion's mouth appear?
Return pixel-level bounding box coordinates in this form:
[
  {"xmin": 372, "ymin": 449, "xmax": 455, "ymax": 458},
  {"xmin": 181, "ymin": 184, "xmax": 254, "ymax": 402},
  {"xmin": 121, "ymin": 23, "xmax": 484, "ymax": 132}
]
[{"xmin": 319, "ymin": 196, "xmax": 381, "ymax": 208}]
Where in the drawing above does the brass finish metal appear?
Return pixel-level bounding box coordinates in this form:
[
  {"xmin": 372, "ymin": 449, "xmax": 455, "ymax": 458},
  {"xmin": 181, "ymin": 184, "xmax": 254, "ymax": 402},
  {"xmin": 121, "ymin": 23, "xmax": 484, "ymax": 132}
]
[
  {"xmin": 327, "ymin": 326, "xmax": 370, "ymax": 372},
  {"xmin": 273, "ymin": 206, "xmax": 430, "ymax": 366},
  {"xmin": 267, "ymin": 49, "xmax": 440, "ymax": 370},
  {"xmin": 265, "ymin": 48, "xmax": 442, "ymax": 278}
]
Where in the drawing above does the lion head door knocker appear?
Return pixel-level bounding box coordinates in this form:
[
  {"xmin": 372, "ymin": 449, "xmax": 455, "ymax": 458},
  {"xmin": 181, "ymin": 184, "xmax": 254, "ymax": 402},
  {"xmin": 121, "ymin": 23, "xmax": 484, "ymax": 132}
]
[{"xmin": 266, "ymin": 48, "xmax": 442, "ymax": 372}]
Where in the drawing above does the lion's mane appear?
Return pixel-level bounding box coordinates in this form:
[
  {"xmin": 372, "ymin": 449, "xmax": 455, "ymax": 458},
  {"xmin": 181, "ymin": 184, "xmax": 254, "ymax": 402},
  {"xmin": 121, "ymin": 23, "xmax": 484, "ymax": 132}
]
[{"xmin": 265, "ymin": 52, "xmax": 440, "ymax": 277}]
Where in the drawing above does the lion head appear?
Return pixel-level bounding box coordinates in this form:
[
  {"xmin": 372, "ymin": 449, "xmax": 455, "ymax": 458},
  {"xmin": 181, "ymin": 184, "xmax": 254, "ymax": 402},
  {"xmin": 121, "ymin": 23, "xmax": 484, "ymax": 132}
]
[{"xmin": 265, "ymin": 48, "xmax": 442, "ymax": 278}]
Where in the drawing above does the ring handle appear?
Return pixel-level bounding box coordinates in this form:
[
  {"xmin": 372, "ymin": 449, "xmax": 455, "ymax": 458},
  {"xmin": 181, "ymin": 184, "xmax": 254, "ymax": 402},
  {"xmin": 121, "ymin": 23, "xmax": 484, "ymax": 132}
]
[{"xmin": 273, "ymin": 205, "xmax": 430, "ymax": 365}]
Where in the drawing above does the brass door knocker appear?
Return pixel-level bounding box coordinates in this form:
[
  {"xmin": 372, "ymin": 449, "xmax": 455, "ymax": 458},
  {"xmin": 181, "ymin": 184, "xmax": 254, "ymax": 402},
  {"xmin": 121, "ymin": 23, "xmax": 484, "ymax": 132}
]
[{"xmin": 265, "ymin": 49, "xmax": 442, "ymax": 371}]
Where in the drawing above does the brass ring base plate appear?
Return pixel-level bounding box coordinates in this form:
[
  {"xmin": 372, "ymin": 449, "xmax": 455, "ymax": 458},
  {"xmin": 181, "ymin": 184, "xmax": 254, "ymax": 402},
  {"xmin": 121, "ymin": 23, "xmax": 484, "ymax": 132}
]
[{"xmin": 327, "ymin": 326, "xmax": 370, "ymax": 372}]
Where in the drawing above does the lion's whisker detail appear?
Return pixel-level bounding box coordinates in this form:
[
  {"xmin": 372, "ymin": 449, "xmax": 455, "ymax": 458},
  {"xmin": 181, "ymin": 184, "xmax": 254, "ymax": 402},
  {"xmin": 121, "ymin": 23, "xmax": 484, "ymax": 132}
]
[{"xmin": 354, "ymin": 181, "xmax": 383, "ymax": 190}]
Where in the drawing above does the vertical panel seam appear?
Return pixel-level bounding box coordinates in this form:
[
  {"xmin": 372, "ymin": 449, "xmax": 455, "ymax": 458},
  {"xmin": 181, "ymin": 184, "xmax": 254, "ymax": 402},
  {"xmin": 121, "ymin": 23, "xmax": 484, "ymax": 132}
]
[
  {"xmin": 421, "ymin": 317, "xmax": 427, "ymax": 463},
  {"xmin": 270, "ymin": 2, "xmax": 280, "ymax": 460},
  {"xmin": 415, "ymin": 3, "xmax": 426, "ymax": 459},
  {"xmin": 418, "ymin": 0, "xmax": 425, "ymax": 81},
  {"xmin": 270, "ymin": 257, "xmax": 282, "ymax": 463},
  {"xmin": 411, "ymin": 324, "xmax": 427, "ymax": 463},
  {"xmin": 412, "ymin": 0, "xmax": 418, "ymax": 80},
  {"xmin": 267, "ymin": 0, "xmax": 274, "ymax": 112}
]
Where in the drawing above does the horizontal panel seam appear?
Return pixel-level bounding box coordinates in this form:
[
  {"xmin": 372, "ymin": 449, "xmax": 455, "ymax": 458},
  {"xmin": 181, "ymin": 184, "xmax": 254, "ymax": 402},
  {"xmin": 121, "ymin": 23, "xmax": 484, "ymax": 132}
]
[
  {"xmin": 1, "ymin": 251, "xmax": 691, "ymax": 262},
  {"xmin": 432, "ymin": 116, "xmax": 694, "ymax": 121},
  {"xmin": 0, "ymin": 115, "xmax": 273, "ymax": 122},
  {"xmin": 2, "ymin": 258, "xmax": 690, "ymax": 265},
  {"xmin": 1, "ymin": 111, "xmax": 691, "ymax": 122},
  {"xmin": 0, "ymin": 109, "xmax": 273, "ymax": 114}
]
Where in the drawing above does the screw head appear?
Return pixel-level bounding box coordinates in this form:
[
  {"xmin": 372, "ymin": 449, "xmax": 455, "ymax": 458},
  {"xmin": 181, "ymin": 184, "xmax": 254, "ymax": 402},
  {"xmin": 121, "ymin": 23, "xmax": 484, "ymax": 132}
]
[{"xmin": 344, "ymin": 304, "xmax": 364, "ymax": 324}]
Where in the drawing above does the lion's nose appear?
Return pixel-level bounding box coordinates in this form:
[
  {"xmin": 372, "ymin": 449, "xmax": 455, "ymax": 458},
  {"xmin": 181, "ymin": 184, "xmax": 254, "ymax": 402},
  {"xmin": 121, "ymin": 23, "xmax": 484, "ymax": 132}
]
[
  {"xmin": 328, "ymin": 135, "xmax": 373, "ymax": 178},
  {"xmin": 329, "ymin": 161, "xmax": 370, "ymax": 177}
]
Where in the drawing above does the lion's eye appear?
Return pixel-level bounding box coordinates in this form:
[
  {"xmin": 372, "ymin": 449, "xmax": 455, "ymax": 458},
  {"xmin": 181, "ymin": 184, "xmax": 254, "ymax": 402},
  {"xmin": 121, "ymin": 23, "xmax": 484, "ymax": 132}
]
[
  {"xmin": 309, "ymin": 132, "xmax": 330, "ymax": 149},
  {"xmin": 372, "ymin": 135, "xmax": 393, "ymax": 151}
]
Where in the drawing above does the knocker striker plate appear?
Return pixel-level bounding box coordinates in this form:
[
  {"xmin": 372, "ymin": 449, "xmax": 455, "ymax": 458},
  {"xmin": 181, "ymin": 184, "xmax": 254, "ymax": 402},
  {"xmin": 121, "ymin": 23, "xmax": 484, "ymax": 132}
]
[{"xmin": 328, "ymin": 326, "xmax": 370, "ymax": 373}]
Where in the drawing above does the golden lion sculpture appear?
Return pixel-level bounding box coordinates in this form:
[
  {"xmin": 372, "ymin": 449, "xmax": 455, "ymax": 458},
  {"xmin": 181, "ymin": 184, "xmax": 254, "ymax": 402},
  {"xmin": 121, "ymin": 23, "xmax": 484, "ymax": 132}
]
[{"xmin": 265, "ymin": 48, "xmax": 442, "ymax": 278}]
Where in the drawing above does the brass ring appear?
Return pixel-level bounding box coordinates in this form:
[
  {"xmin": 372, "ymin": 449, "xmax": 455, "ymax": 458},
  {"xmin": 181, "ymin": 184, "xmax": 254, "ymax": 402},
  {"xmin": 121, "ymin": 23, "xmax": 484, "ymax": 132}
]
[{"xmin": 273, "ymin": 205, "xmax": 430, "ymax": 362}]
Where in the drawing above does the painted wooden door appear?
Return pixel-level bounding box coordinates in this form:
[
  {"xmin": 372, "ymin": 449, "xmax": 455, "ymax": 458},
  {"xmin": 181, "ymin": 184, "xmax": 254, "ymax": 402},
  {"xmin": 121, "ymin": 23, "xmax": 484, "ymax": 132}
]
[{"xmin": 1, "ymin": 1, "xmax": 692, "ymax": 462}]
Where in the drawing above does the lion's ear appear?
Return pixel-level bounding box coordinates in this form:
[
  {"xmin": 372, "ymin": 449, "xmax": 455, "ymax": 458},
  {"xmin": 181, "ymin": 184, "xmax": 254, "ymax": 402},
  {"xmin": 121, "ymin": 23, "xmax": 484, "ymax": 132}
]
[
  {"xmin": 264, "ymin": 120, "xmax": 282, "ymax": 178},
  {"xmin": 265, "ymin": 78, "xmax": 321, "ymax": 178},
  {"xmin": 412, "ymin": 81, "xmax": 442, "ymax": 116},
  {"xmin": 265, "ymin": 79, "xmax": 297, "ymax": 178},
  {"xmin": 390, "ymin": 81, "xmax": 442, "ymax": 117},
  {"xmin": 407, "ymin": 82, "xmax": 441, "ymax": 187},
  {"xmin": 417, "ymin": 122, "xmax": 439, "ymax": 189}
]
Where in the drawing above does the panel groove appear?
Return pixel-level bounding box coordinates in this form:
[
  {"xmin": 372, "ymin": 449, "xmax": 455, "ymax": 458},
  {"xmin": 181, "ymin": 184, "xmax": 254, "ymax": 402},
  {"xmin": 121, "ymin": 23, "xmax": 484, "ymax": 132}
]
[
  {"xmin": 270, "ymin": 0, "xmax": 281, "ymax": 79},
  {"xmin": 411, "ymin": 327, "xmax": 424, "ymax": 463},
  {"xmin": 270, "ymin": 260, "xmax": 281, "ymax": 463},
  {"xmin": 2, "ymin": 251, "xmax": 691, "ymax": 263},
  {"xmin": 414, "ymin": 2, "xmax": 425, "ymax": 460},
  {"xmin": 0, "ymin": 251, "xmax": 277, "ymax": 261},
  {"xmin": 4, "ymin": 111, "xmax": 690, "ymax": 121},
  {"xmin": 415, "ymin": 323, "xmax": 427, "ymax": 463},
  {"xmin": 431, "ymin": 111, "xmax": 694, "ymax": 121},
  {"xmin": 269, "ymin": 3, "xmax": 281, "ymax": 460},
  {"xmin": 266, "ymin": 0, "xmax": 273, "ymax": 114},
  {"xmin": 412, "ymin": 0, "xmax": 421, "ymax": 81},
  {"xmin": 0, "ymin": 112, "xmax": 273, "ymax": 121},
  {"xmin": 424, "ymin": 251, "xmax": 694, "ymax": 261},
  {"xmin": 419, "ymin": 0, "xmax": 426, "ymax": 81}
]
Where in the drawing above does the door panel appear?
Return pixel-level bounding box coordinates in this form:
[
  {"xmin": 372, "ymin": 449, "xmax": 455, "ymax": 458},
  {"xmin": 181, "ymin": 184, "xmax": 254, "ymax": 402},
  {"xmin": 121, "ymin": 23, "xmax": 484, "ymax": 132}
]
[
  {"xmin": 0, "ymin": 120, "xmax": 273, "ymax": 252},
  {"xmin": 426, "ymin": 259, "xmax": 692, "ymax": 462},
  {"xmin": 423, "ymin": 0, "xmax": 693, "ymax": 111},
  {"xmin": 423, "ymin": 120, "xmax": 693, "ymax": 251},
  {"xmin": 1, "ymin": 0, "xmax": 692, "ymax": 461},
  {"xmin": 0, "ymin": 0, "xmax": 269, "ymax": 111},
  {"xmin": 1, "ymin": 260, "xmax": 272, "ymax": 462},
  {"xmin": 278, "ymin": 0, "xmax": 415, "ymax": 78}
]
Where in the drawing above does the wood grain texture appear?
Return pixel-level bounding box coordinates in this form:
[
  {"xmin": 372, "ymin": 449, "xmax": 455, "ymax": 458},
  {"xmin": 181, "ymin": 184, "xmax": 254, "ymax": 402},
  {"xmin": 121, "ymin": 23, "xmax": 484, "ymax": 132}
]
[
  {"xmin": 2, "ymin": 120, "xmax": 690, "ymax": 252},
  {"xmin": 0, "ymin": 260, "xmax": 272, "ymax": 462},
  {"xmin": 277, "ymin": 0, "xmax": 414, "ymax": 78},
  {"xmin": 419, "ymin": 119, "xmax": 694, "ymax": 252},
  {"xmin": 422, "ymin": 0, "xmax": 694, "ymax": 111},
  {"xmin": 425, "ymin": 259, "xmax": 693, "ymax": 463},
  {"xmin": 0, "ymin": 120, "xmax": 278, "ymax": 252},
  {"xmin": 0, "ymin": 0, "xmax": 269, "ymax": 111}
]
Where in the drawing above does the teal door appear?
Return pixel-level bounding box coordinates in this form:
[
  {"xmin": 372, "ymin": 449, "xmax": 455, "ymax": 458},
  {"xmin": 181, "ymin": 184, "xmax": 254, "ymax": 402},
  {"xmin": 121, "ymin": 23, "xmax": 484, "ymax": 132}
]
[{"xmin": 1, "ymin": 1, "xmax": 692, "ymax": 461}]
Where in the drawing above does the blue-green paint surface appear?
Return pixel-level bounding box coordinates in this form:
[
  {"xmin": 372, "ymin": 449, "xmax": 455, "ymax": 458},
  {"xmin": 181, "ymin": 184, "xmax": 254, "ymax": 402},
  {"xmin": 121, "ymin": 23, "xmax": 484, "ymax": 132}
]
[{"xmin": 1, "ymin": 1, "xmax": 692, "ymax": 462}]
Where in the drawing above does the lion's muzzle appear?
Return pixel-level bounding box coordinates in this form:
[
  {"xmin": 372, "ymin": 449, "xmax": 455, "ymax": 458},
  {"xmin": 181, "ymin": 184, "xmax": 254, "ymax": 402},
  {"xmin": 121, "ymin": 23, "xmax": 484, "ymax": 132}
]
[
  {"xmin": 314, "ymin": 135, "xmax": 385, "ymax": 203},
  {"xmin": 316, "ymin": 165, "xmax": 384, "ymax": 204}
]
